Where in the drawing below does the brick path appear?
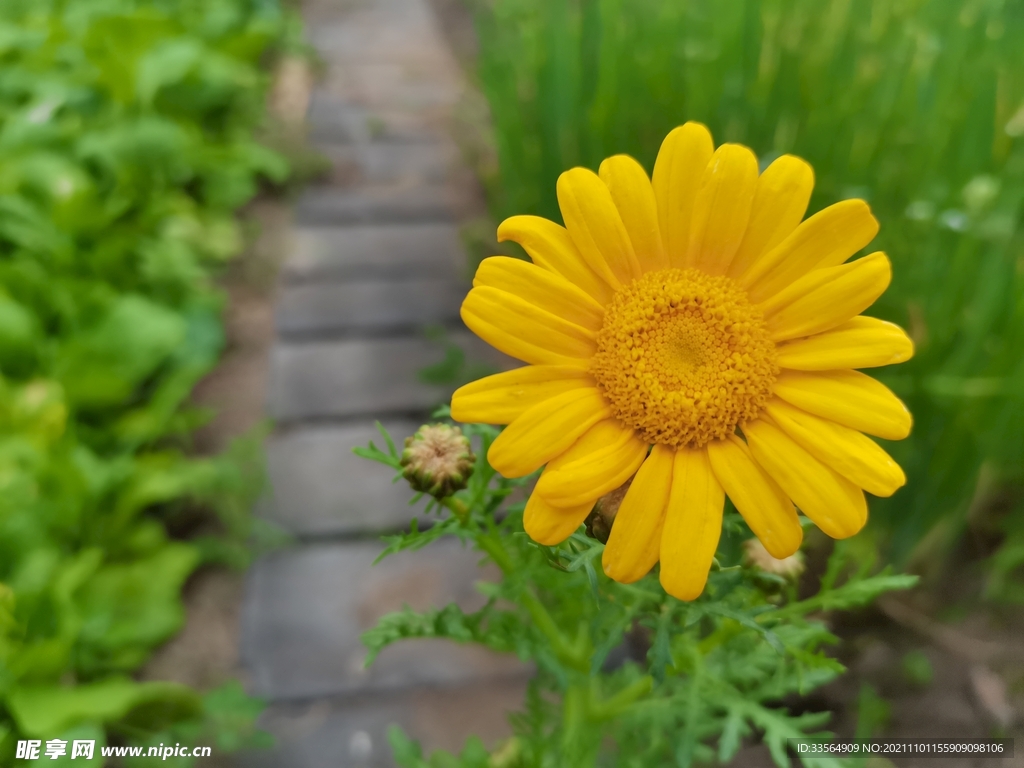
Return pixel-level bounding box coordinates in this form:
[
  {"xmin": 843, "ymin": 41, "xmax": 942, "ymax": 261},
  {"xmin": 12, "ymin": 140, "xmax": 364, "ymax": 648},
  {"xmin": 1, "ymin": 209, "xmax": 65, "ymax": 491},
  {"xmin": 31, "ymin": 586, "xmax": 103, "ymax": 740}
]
[{"xmin": 240, "ymin": 1, "xmax": 525, "ymax": 765}]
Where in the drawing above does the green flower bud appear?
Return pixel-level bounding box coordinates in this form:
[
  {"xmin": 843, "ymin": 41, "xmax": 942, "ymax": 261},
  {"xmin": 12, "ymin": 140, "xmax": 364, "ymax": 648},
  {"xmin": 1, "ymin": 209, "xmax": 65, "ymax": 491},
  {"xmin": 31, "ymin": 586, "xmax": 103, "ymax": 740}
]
[
  {"xmin": 489, "ymin": 737, "xmax": 524, "ymax": 768},
  {"xmin": 742, "ymin": 538, "xmax": 805, "ymax": 579},
  {"xmin": 400, "ymin": 424, "xmax": 475, "ymax": 500}
]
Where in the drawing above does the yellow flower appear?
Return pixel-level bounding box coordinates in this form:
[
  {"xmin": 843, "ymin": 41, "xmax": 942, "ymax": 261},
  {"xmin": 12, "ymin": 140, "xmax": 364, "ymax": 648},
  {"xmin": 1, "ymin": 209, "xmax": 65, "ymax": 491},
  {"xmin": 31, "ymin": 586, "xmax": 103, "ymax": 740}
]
[{"xmin": 451, "ymin": 122, "xmax": 913, "ymax": 601}]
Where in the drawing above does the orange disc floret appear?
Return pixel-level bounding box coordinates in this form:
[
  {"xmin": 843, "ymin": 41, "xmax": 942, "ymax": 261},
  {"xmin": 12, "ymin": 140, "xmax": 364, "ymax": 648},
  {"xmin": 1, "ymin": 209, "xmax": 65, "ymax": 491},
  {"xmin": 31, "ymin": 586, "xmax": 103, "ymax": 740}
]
[{"xmin": 589, "ymin": 268, "xmax": 778, "ymax": 448}]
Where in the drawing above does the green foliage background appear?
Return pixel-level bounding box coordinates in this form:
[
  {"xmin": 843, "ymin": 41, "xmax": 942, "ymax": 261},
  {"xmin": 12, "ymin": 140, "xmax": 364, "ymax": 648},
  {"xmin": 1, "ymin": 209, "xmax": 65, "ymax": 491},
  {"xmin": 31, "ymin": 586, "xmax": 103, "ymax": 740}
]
[
  {"xmin": 0, "ymin": 0, "xmax": 297, "ymax": 759},
  {"xmin": 469, "ymin": 0, "xmax": 1024, "ymax": 572}
]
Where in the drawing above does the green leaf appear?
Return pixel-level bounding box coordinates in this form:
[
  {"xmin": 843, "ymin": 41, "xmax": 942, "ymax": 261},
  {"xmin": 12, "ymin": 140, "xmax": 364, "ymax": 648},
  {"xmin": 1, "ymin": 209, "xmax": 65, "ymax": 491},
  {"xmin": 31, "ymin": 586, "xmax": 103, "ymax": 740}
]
[
  {"xmin": 56, "ymin": 296, "xmax": 186, "ymax": 410},
  {"xmin": 361, "ymin": 603, "xmax": 519, "ymax": 666},
  {"xmin": 76, "ymin": 544, "xmax": 199, "ymax": 674},
  {"xmin": 388, "ymin": 725, "xmax": 427, "ymax": 768},
  {"xmin": 8, "ymin": 678, "xmax": 200, "ymax": 737},
  {"xmin": 703, "ymin": 604, "xmax": 784, "ymax": 654}
]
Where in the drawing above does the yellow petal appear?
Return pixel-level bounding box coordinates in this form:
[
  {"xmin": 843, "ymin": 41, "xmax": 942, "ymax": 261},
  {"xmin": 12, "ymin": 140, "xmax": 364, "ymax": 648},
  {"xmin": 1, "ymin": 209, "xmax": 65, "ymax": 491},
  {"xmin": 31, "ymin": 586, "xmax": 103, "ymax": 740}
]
[
  {"xmin": 523, "ymin": 492, "xmax": 592, "ymax": 546},
  {"xmin": 652, "ymin": 122, "xmax": 715, "ymax": 268},
  {"xmin": 659, "ymin": 448, "xmax": 724, "ymax": 601},
  {"xmin": 773, "ymin": 369, "xmax": 912, "ymax": 440},
  {"xmin": 497, "ymin": 215, "xmax": 614, "ymax": 305},
  {"xmin": 763, "ymin": 252, "xmax": 892, "ymax": 342},
  {"xmin": 487, "ymin": 388, "xmax": 611, "ymax": 478},
  {"xmin": 764, "ymin": 399, "xmax": 906, "ymax": 497},
  {"xmin": 557, "ymin": 168, "xmax": 642, "ymax": 287},
  {"xmin": 706, "ymin": 435, "xmax": 803, "ymax": 559},
  {"xmin": 602, "ymin": 444, "xmax": 674, "ymax": 583},
  {"xmin": 777, "ymin": 316, "xmax": 914, "ymax": 371},
  {"xmin": 599, "ymin": 154, "xmax": 667, "ymax": 273},
  {"xmin": 535, "ymin": 422, "xmax": 648, "ymax": 508},
  {"xmin": 686, "ymin": 144, "xmax": 759, "ymax": 274},
  {"xmin": 461, "ymin": 286, "xmax": 596, "ymax": 367},
  {"xmin": 742, "ymin": 419, "xmax": 868, "ymax": 540},
  {"xmin": 451, "ymin": 365, "xmax": 594, "ymax": 425},
  {"xmin": 727, "ymin": 155, "xmax": 814, "ymax": 279},
  {"xmin": 740, "ymin": 199, "xmax": 879, "ymax": 303},
  {"xmin": 523, "ymin": 419, "xmax": 637, "ymax": 544},
  {"xmin": 473, "ymin": 256, "xmax": 605, "ymax": 331}
]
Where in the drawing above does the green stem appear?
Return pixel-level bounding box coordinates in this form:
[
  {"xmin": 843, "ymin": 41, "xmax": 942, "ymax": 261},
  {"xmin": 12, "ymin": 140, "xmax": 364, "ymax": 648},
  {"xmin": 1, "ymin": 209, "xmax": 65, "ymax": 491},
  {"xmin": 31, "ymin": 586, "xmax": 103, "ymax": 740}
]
[
  {"xmin": 560, "ymin": 683, "xmax": 588, "ymax": 756},
  {"xmin": 587, "ymin": 675, "xmax": 654, "ymax": 721},
  {"xmin": 442, "ymin": 494, "xmax": 590, "ymax": 669},
  {"xmin": 763, "ymin": 591, "xmax": 833, "ymax": 622},
  {"xmin": 441, "ymin": 495, "xmax": 470, "ymax": 524},
  {"xmin": 474, "ymin": 528, "xmax": 589, "ymax": 671}
]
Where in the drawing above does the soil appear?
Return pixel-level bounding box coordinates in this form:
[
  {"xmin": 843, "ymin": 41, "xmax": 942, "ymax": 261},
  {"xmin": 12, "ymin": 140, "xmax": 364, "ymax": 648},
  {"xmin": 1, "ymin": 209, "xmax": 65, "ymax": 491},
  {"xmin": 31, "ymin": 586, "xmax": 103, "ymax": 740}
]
[
  {"xmin": 140, "ymin": 194, "xmax": 292, "ymax": 691},
  {"xmin": 140, "ymin": 52, "xmax": 312, "ymax": 692}
]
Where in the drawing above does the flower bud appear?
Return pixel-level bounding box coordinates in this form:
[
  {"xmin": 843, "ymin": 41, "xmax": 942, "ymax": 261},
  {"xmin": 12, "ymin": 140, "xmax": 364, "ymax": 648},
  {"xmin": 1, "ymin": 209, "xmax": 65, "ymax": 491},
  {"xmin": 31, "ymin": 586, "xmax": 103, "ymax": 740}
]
[
  {"xmin": 489, "ymin": 737, "xmax": 523, "ymax": 768},
  {"xmin": 742, "ymin": 538, "xmax": 805, "ymax": 579},
  {"xmin": 400, "ymin": 424, "xmax": 475, "ymax": 499},
  {"xmin": 585, "ymin": 477, "xmax": 633, "ymax": 543}
]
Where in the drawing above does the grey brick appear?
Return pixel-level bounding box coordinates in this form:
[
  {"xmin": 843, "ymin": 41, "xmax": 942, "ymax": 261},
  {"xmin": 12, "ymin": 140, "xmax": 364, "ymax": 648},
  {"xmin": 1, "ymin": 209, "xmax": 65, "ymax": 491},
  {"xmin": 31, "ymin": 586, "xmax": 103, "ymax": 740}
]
[
  {"xmin": 240, "ymin": 540, "xmax": 528, "ymax": 701},
  {"xmin": 295, "ymin": 184, "xmax": 454, "ymax": 225},
  {"xmin": 265, "ymin": 419, "xmax": 423, "ymax": 536},
  {"xmin": 323, "ymin": 141, "xmax": 459, "ymax": 185},
  {"xmin": 275, "ymin": 278, "xmax": 465, "ymax": 338},
  {"xmin": 239, "ymin": 679, "xmax": 525, "ymax": 768},
  {"xmin": 266, "ymin": 333, "xmax": 513, "ymax": 423},
  {"xmin": 306, "ymin": 97, "xmax": 374, "ymax": 144},
  {"xmin": 307, "ymin": 96, "xmax": 438, "ymax": 144},
  {"xmin": 306, "ymin": 12, "xmax": 446, "ymax": 62},
  {"xmin": 283, "ymin": 223, "xmax": 465, "ymax": 283},
  {"xmin": 322, "ymin": 62, "xmax": 460, "ymax": 111}
]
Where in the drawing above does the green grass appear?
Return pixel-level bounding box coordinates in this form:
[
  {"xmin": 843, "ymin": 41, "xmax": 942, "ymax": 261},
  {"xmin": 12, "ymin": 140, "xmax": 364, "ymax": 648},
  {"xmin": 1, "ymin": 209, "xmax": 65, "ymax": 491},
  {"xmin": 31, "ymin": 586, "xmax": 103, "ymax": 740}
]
[{"xmin": 470, "ymin": 0, "xmax": 1024, "ymax": 566}]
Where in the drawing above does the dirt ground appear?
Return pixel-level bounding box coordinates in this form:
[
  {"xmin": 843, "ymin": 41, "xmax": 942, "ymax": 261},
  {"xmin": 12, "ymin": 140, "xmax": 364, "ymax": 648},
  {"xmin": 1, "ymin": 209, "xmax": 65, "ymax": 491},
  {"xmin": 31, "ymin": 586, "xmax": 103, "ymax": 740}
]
[
  {"xmin": 140, "ymin": 194, "xmax": 292, "ymax": 691},
  {"xmin": 140, "ymin": 45, "xmax": 314, "ymax": 693}
]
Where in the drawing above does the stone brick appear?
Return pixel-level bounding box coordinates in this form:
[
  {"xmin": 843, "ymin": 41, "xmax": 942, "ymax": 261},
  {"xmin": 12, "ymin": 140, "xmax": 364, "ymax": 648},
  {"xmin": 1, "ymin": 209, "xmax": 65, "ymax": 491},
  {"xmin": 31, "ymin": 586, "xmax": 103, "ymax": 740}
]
[
  {"xmin": 240, "ymin": 540, "xmax": 528, "ymax": 701},
  {"xmin": 307, "ymin": 11, "xmax": 455, "ymax": 68},
  {"xmin": 323, "ymin": 62, "xmax": 460, "ymax": 111},
  {"xmin": 322, "ymin": 141, "xmax": 459, "ymax": 185},
  {"xmin": 275, "ymin": 278, "xmax": 465, "ymax": 338},
  {"xmin": 282, "ymin": 223, "xmax": 465, "ymax": 283},
  {"xmin": 238, "ymin": 0, "xmax": 529, "ymax": 762},
  {"xmin": 306, "ymin": 95, "xmax": 440, "ymax": 144},
  {"xmin": 295, "ymin": 185, "xmax": 455, "ymax": 225},
  {"xmin": 265, "ymin": 419, "xmax": 424, "ymax": 536},
  {"xmin": 240, "ymin": 679, "xmax": 525, "ymax": 768},
  {"xmin": 266, "ymin": 333, "xmax": 514, "ymax": 423}
]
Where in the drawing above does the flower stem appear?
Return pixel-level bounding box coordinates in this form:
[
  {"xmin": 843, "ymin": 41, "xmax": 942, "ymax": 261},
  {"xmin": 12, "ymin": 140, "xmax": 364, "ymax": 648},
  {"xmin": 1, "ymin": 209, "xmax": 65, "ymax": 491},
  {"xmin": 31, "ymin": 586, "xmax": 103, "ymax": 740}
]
[
  {"xmin": 587, "ymin": 675, "xmax": 654, "ymax": 721},
  {"xmin": 441, "ymin": 495, "xmax": 470, "ymax": 524},
  {"xmin": 442, "ymin": 494, "xmax": 589, "ymax": 669},
  {"xmin": 474, "ymin": 530, "xmax": 589, "ymax": 671}
]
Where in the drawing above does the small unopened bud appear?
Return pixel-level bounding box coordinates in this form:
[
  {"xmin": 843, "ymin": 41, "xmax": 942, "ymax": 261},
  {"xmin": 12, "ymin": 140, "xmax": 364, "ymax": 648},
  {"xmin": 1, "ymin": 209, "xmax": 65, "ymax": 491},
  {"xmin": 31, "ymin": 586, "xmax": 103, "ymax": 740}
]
[
  {"xmin": 489, "ymin": 737, "xmax": 523, "ymax": 768},
  {"xmin": 585, "ymin": 477, "xmax": 633, "ymax": 543},
  {"xmin": 400, "ymin": 424, "xmax": 475, "ymax": 499},
  {"xmin": 743, "ymin": 538, "xmax": 805, "ymax": 579}
]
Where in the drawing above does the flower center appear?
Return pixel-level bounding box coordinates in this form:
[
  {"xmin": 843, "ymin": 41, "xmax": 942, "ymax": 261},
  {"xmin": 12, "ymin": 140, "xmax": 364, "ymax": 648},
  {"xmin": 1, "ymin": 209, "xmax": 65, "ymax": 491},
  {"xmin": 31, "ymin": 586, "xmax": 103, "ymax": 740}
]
[{"xmin": 590, "ymin": 268, "xmax": 778, "ymax": 448}]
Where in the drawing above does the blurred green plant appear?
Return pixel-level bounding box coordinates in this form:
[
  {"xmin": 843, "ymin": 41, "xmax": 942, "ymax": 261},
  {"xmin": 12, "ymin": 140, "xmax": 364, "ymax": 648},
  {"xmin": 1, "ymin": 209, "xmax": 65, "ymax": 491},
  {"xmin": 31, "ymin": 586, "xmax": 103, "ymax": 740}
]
[
  {"xmin": 899, "ymin": 649, "xmax": 934, "ymax": 688},
  {"xmin": 0, "ymin": 0, "xmax": 299, "ymax": 760},
  {"xmin": 357, "ymin": 418, "xmax": 917, "ymax": 767},
  {"xmin": 468, "ymin": 0, "xmax": 1024, "ymax": 573}
]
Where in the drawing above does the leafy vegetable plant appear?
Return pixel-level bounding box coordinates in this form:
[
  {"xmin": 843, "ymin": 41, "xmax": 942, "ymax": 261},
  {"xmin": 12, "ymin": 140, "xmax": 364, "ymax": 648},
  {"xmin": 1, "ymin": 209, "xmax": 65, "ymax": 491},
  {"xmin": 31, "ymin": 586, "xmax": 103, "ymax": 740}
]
[{"xmin": 0, "ymin": 0, "xmax": 297, "ymax": 758}]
